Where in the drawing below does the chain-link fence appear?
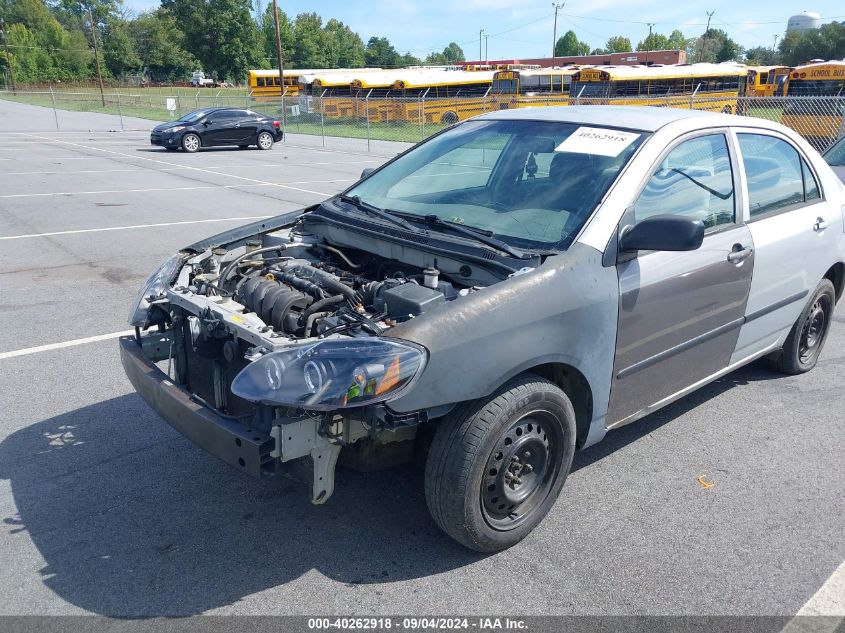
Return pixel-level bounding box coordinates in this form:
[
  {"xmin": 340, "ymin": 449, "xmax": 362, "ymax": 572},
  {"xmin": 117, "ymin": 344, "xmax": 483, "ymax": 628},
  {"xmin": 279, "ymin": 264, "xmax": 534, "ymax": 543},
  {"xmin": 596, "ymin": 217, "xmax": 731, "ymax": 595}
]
[{"xmin": 2, "ymin": 88, "xmax": 844, "ymax": 152}]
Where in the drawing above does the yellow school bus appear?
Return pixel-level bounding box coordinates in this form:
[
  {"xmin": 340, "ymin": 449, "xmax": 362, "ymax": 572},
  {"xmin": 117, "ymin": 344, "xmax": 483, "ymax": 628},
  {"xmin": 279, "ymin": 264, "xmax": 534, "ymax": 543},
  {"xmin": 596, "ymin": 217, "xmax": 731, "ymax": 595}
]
[
  {"xmin": 570, "ymin": 63, "xmax": 748, "ymax": 113},
  {"xmin": 390, "ymin": 70, "xmax": 495, "ymax": 124},
  {"xmin": 248, "ymin": 69, "xmax": 315, "ymax": 98},
  {"xmin": 746, "ymin": 65, "xmax": 790, "ymax": 97},
  {"xmin": 782, "ymin": 61, "xmax": 845, "ymax": 150},
  {"xmin": 491, "ymin": 67, "xmax": 581, "ymax": 108}
]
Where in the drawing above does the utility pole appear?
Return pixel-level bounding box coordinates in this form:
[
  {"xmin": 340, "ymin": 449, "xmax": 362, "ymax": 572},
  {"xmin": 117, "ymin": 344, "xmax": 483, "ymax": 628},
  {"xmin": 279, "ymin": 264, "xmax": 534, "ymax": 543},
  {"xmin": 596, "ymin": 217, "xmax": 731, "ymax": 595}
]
[
  {"xmin": 772, "ymin": 34, "xmax": 779, "ymax": 52},
  {"xmin": 88, "ymin": 8, "xmax": 105, "ymax": 107},
  {"xmin": 0, "ymin": 19, "xmax": 16, "ymax": 93},
  {"xmin": 479, "ymin": 29, "xmax": 484, "ymax": 64},
  {"xmin": 484, "ymin": 33, "xmax": 489, "ymax": 63},
  {"xmin": 645, "ymin": 23, "xmax": 654, "ymax": 66},
  {"xmin": 698, "ymin": 10, "xmax": 714, "ymax": 63},
  {"xmin": 551, "ymin": 3, "xmax": 564, "ymax": 66},
  {"xmin": 271, "ymin": 0, "xmax": 285, "ymax": 97}
]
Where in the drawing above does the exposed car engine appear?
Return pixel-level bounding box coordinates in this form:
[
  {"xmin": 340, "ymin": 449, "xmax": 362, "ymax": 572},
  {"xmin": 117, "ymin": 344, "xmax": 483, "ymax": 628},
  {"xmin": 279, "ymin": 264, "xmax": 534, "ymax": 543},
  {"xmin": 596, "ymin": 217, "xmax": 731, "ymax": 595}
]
[{"xmin": 182, "ymin": 236, "xmax": 466, "ymax": 342}]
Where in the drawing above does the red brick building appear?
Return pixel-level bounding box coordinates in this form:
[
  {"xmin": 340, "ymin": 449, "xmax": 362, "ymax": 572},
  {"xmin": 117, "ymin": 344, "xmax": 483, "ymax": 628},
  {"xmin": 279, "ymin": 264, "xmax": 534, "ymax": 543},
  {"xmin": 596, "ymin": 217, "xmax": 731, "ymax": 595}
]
[{"xmin": 459, "ymin": 50, "xmax": 687, "ymax": 68}]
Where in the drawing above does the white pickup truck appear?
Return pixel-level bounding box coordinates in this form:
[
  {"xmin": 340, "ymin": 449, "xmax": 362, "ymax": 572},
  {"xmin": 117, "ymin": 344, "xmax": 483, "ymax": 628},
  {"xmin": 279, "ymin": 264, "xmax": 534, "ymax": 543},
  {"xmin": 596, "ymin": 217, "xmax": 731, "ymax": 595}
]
[{"xmin": 190, "ymin": 71, "xmax": 218, "ymax": 88}]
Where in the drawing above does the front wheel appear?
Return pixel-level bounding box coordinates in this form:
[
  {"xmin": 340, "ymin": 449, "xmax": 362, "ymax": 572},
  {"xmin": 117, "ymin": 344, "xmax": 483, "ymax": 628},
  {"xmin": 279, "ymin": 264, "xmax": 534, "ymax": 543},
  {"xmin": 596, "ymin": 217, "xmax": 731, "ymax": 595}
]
[
  {"xmin": 181, "ymin": 133, "xmax": 201, "ymax": 153},
  {"xmin": 256, "ymin": 131, "xmax": 274, "ymax": 150},
  {"xmin": 424, "ymin": 374, "xmax": 576, "ymax": 552},
  {"xmin": 770, "ymin": 278, "xmax": 835, "ymax": 374}
]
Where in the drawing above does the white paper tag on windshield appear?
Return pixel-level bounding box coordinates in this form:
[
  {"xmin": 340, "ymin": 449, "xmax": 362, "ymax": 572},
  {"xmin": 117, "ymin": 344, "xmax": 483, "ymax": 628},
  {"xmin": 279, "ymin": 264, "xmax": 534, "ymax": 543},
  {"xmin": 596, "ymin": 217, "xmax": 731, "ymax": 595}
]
[{"xmin": 554, "ymin": 127, "xmax": 640, "ymax": 157}]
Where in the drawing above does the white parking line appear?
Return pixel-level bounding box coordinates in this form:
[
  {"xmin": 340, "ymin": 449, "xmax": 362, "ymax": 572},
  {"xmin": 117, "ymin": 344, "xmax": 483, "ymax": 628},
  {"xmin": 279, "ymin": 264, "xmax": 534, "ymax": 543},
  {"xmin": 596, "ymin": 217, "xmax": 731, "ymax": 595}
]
[
  {"xmin": 780, "ymin": 560, "xmax": 845, "ymax": 633},
  {"xmin": 0, "ymin": 216, "xmax": 270, "ymax": 240},
  {"xmin": 21, "ymin": 133, "xmax": 334, "ymax": 197},
  {"xmin": 0, "ymin": 330, "xmax": 135, "ymax": 360}
]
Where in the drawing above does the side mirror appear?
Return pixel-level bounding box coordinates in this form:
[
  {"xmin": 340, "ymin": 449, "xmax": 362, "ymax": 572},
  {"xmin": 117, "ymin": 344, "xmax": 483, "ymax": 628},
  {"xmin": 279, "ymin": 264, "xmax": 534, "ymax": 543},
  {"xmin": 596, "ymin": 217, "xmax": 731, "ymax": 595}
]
[
  {"xmin": 203, "ymin": 119, "xmax": 212, "ymax": 126},
  {"xmin": 360, "ymin": 167, "xmax": 375, "ymax": 179},
  {"xmin": 620, "ymin": 215, "xmax": 705, "ymax": 253}
]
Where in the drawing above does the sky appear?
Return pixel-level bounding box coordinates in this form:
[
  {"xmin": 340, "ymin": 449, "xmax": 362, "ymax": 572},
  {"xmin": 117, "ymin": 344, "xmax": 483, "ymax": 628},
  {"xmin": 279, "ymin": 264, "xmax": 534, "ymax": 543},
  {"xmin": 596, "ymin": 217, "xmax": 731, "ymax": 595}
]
[{"xmin": 121, "ymin": 0, "xmax": 845, "ymax": 60}]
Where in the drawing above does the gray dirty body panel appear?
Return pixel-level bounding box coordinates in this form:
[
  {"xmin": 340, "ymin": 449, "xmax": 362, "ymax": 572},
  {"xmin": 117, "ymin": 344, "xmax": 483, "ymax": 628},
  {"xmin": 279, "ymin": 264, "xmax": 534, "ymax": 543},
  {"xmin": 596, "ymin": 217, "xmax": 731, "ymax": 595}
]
[{"xmin": 388, "ymin": 242, "xmax": 619, "ymax": 448}]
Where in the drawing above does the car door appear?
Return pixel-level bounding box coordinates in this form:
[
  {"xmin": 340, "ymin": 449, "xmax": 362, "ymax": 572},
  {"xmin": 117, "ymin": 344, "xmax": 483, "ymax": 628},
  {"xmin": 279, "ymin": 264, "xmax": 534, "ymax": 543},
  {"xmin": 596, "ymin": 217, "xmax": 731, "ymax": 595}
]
[
  {"xmin": 606, "ymin": 131, "xmax": 755, "ymax": 427},
  {"xmin": 237, "ymin": 111, "xmax": 261, "ymax": 143},
  {"xmin": 201, "ymin": 110, "xmax": 239, "ymax": 145},
  {"xmin": 730, "ymin": 130, "xmax": 839, "ymax": 363}
]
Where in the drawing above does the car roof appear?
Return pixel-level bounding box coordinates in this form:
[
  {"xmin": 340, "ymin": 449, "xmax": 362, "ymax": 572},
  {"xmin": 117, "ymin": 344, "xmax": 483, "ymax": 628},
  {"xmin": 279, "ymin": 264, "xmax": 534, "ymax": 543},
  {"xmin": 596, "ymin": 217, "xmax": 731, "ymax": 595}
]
[{"xmin": 474, "ymin": 105, "xmax": 738, "ymax": 132}]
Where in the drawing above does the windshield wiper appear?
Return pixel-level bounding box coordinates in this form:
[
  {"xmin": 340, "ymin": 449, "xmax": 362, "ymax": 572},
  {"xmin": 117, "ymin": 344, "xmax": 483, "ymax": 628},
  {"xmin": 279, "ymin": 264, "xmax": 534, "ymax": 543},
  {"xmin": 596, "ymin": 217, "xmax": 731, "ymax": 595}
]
[
  {"xmin": 419, "ymin": 215, "xmax": 527, "ymax": 259},
  {"xmin": 338, "ymin": 195, "xmax": 421, "ymax": 233}
]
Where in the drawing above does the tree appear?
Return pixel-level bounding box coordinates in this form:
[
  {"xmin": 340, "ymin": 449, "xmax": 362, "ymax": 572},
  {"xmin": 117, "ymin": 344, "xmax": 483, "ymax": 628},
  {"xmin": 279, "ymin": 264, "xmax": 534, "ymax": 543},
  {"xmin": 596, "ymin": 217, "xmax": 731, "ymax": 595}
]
[
  {"xmin": 324, "ymin": 18, "xmax": 365, "ymax": 67},
  {"xmin": 441, "ymin": 41, "xmax": 464, "ymax": 63},
  {"xmin": 260, "ymin": 4, "xmax": 293, "ymax": 69},
  {"xmin": 365, "ymin": 36, "xmax": 400, "ymax": 67},
  {"xmin": 102, "ymin": 17, "xmax": 140, "ymax": 78},
  {"xmin": 605, "ymin": 35, "xmax": 632, "ymax": 53},
  {"xmin": 693, "ymin": 28, "xmax": 742, "ymax": 63},
  {"xmin": 778, "ymin": 21, "xmax": 845, "ymax": 66},
  {"xmin": 204, "ymin": 0, "xmax": 263, "ymax": 80},
  {"xmin": 555, "ymin": 30, "xmax": 589, "ymax": 57},
  {"xmin": 292, "ymin": 12, "xmax": 328, "ymax": 67},
  {"xmin": 131, "ymin": 9, "xmax": 199, "ymax": 81},
  {"xmin": 666, "ymin": 29, "xmax": 689, "ymax": 51},
  {"xmin": 636, "ymin": 32, "xmax": 670, "ymax": 52},
  {"xmin": 744, "ymin": 46, "xmax": 780, "ymax": 65}
]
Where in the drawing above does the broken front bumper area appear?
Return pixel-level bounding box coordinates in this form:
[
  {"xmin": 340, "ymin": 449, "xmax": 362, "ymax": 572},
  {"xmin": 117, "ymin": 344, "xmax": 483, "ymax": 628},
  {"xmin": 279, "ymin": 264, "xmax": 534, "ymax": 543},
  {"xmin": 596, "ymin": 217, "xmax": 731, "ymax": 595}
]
[{"xmin": 119, "ymin": 335, "xmax": 342, "ymax": 502}]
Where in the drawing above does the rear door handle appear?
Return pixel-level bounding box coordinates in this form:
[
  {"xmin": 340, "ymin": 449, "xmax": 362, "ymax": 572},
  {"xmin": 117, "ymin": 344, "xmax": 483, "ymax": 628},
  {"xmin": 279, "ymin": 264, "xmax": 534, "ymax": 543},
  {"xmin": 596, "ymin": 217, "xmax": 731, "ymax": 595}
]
[
  {"xmin": 727, "ymin": 245, "xmax": 753, "ymax": 263},
  {"xmin": 814, "ymin": 217, "xmax": 829, "ymax": 231}
]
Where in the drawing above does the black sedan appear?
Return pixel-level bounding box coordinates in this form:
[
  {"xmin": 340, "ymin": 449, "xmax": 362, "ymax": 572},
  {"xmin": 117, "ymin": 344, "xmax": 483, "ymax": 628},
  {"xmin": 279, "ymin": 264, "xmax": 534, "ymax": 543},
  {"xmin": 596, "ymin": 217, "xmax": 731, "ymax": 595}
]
[{"xmin": 150, "ymin": 108, "xmax": 283, "ymax": 153}]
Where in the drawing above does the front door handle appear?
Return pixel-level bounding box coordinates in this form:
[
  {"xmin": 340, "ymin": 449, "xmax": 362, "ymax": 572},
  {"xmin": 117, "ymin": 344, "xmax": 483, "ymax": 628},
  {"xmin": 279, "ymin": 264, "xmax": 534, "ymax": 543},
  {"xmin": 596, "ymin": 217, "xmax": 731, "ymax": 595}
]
[
  {"xmin": 814, "ymin": 217, "xmax": 829, "ymax": 231},
  {"xmin": 727, "ymin": 245, "xmax": 753, "ymax": 263},
  {"xmin": 234, "ymin": 123, "xmax": 241, "ymax": 128}
]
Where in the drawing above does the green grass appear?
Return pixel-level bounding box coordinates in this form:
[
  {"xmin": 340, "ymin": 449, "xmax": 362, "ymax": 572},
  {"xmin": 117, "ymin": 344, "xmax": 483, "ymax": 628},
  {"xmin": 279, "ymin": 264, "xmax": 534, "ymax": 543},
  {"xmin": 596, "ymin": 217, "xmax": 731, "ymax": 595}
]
[{"xmin": 283, "ymin": 119, "xmax": 446, "ymax": 143}]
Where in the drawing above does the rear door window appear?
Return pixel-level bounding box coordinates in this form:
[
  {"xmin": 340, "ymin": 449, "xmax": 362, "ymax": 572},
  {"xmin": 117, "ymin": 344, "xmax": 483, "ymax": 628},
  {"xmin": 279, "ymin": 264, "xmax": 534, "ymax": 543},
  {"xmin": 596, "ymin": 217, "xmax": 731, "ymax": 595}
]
[{"xmin": 737, "ymin": 133, "xmax": 821, "ymax": 218}]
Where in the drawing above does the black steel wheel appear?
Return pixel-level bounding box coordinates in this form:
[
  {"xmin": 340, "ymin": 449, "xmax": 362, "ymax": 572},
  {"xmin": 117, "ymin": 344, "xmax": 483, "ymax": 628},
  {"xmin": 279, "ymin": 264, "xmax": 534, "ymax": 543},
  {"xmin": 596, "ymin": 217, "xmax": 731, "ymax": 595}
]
[
  {"xmin": 771, "ymin": 278, "xmax": 836, "ymax": 375},
  {"xmin": 481, "ymin": 413, "xmax": 562, "ymax": 530},
  {"xmin": 425, "ymin": 373, "xmax": 576, "ymax": 552}
]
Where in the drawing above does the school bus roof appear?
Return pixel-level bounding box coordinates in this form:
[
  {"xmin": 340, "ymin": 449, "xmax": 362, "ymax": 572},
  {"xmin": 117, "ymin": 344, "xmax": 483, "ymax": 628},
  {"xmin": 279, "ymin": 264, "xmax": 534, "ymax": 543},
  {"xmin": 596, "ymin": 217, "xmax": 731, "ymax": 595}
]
[
  {"xmin": 495, "ymin": 67, "xmax": 581, "ymax": 78},
  {"xmin": 576, "ymin": 63, "xmax": 748, "ymax": 81},
  {"xmin": 249, "ymin": 68, "xmax": 383, "ymax": 78},
  {"xmin": 790, "ymin": 60, "xmax": 845, "ymax": 74},
  {"xmin": 390, "ymin": 70, "xmax": 495, "ymax": 89}
]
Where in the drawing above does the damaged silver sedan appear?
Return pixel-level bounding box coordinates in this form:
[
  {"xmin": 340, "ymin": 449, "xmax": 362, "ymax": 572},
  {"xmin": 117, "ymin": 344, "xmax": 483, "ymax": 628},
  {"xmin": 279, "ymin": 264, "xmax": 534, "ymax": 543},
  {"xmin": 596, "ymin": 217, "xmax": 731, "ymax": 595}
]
[{"xmin": 122, "ymin": 106, "xmax": 845, "ymax": 552}]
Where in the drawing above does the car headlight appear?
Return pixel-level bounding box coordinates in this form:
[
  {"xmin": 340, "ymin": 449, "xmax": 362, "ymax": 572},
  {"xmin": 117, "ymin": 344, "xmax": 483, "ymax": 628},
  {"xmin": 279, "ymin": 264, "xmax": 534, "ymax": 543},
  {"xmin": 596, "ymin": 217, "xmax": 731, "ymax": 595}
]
[
  {"xmin": 128, "ymin": 254, "xmax": 184, "ymax": 327},
  {"xmin": 231, "ymin": 338, "xmax": 427, "ymax": 410},
  {"xmin": 167, "ymin": 126, "xmax": 186, "ymax": 133}
]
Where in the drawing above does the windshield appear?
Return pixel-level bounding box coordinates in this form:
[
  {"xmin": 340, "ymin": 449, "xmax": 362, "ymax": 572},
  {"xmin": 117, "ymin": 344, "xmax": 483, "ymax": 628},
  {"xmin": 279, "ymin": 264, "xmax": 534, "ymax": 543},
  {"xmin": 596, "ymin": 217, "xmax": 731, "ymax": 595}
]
[
  {"xmin": 344, "ymin": 119, "xmax": 647, "ymax": 250},
  {"xmin": 178, "ymin": 109, "xmax": 212, "ymax": 123},
  {"xmin": 824, "ymin": 136, "xmax": 845, "ymax": 166}
]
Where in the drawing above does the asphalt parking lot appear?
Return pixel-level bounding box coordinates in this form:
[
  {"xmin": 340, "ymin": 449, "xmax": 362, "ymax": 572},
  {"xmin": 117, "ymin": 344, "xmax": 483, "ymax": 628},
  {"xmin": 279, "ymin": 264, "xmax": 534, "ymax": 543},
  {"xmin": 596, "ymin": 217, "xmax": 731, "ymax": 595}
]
[{"xmin": 0, "ymin": 100, "xmax": 843, "ymax": 618}]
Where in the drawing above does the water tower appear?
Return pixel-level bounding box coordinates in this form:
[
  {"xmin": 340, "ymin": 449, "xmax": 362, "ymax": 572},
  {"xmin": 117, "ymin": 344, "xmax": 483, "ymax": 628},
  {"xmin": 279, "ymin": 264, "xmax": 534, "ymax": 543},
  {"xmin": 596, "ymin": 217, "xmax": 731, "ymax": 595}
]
[{"xmin": 787, "ymin": 11, "xmax": 822, "ymax": 32}]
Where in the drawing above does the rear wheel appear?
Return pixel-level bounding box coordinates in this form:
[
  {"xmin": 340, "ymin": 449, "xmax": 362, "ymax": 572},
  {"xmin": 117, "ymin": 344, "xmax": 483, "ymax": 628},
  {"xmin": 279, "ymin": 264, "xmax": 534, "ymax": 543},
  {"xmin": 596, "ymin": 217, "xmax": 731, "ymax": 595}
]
[
  {"xmin": 424, "ymin": 374, "xmax": 576, "ymax": 552},
  {"xmin": 181, "ymin": 133, "xmax": 201, "ymax": 153},
  {"xmin": 440, "ymin": 111, "xmax": 458, "ymax": 125},
  {"xmin": 770, "ymin": 278, "xmax": 835, "ymax": 374},
  {"xmin": 256, "ymin": 131, "xmax": 274, "ymax": 150}
]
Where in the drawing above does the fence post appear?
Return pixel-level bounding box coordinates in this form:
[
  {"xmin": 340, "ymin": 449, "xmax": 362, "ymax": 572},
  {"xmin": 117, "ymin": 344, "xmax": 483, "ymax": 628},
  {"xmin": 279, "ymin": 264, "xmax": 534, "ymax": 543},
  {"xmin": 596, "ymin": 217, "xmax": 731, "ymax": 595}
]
[
  {"xmin": 49, "ymin": 86, "xmax": 59, "ymax": 131},
  {"xmin": 116, "ymin": 90, "xmax": 124, "ymax": 130},
  {"xmin": 319, "ymin": 96, "xmax": 325, "ymax": 147},
  {"xmin": 195, "ymin": 90, "xmax": 199, "ymax": 109},
  {"xmin": 365, "ymin": 93, "xmax": 371, "ymax": 153},
  {"xmin": 419, "ymin": 96, "xmax": 424, "ymax": 141}
]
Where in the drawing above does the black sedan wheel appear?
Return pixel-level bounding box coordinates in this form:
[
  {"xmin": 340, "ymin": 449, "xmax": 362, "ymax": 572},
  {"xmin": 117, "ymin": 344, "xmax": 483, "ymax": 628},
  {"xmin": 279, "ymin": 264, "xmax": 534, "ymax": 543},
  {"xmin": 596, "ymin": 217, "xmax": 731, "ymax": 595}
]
[
  {"xmin": 425, "ymin": 374, "xmax": 576, "ymax": 552},
  {"xmin": 771, "ymin": 278, "xmax": 836, "ymax": 374},
  {"xmin": 257, "ymin": 131, "xmax": 274, "ymax": 150},
  {"xmin": 181, "ymin": 133, "xmax": 201, "ymax": 153}
]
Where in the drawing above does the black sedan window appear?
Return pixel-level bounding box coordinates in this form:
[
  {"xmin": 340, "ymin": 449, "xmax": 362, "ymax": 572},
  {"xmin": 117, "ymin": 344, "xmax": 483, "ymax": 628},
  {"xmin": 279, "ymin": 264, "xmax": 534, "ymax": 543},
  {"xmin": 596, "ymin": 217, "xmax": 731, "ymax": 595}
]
[{"xmin": 825, "ymin": 137, "xmax": 845, "ymax": 166}]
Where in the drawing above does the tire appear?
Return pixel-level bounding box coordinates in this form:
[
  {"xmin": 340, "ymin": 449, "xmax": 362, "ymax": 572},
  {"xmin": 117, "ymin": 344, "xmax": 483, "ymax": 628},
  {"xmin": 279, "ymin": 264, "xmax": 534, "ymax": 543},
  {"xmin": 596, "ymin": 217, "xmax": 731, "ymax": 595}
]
[
  {"xmin": 424, "ymin": 373, "xmax": 577, "ymax": 552},
  {"xmin": 440, "ymin": 111, "xmax": 458, "ymax": 125},
  {"xmin": 181, "ymin": 133, "xmax": 201, "ymax": 153},
  {"xmin": 256, "ymin": 131, "xmax": 274, "ymax": 150},
  {"xmin": 770, "ymin": 278, "xmax": 836, "ymax": 375}
]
